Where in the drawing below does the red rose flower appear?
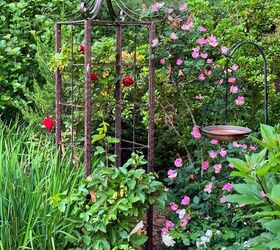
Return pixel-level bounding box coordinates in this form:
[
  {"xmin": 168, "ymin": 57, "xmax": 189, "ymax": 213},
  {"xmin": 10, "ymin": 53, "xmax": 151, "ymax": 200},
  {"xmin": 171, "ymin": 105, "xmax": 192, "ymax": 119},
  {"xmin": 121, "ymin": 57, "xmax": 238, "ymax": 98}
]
[
  {"xmin": 91, "ymin": 73, "xmax": 99, "ymax": 81},
  {"xmin": 79, "ymin": 44, "xmax": 85, "ymax": 54},
  {"xmin": 122, "ymin": 75, "xmax": 134, "ymax": 87},
  {"xmin": 43, "ymin": 116, "xmax": 55, "ymax": 131}
]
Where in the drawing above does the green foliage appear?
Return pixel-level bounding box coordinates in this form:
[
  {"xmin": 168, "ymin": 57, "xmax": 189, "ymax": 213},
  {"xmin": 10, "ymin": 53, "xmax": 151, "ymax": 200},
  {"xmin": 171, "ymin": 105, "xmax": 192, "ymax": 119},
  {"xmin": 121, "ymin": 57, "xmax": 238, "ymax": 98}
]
[
  {"xmin": 56, "ymin": 151, "xmax": 166, "ymax": 249},
  {"xmin": 0, "ymin": 0, "xmax": 77, "ymax": 118},
  {"xmin": 226, "ymin": 124, "xmax": 280, "ymax": 249},
  {"xmin": 0, "ymin": 122, "xmax": 83, "ymax": 249}
]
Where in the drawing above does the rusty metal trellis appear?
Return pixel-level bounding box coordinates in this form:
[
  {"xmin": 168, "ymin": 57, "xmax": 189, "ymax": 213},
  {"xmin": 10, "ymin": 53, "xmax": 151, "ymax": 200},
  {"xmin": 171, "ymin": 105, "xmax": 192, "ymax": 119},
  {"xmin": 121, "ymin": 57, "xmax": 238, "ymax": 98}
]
[{"xmin": 55, "ymin": 1, "xmax": 156, "ymax": 249}]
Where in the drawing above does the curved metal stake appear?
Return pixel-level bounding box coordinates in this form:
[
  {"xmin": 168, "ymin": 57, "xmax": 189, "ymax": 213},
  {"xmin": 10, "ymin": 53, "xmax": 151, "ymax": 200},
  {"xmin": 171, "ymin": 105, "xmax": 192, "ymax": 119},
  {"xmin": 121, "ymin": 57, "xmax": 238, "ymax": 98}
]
[{"xmin": 225, "ymin": 41, "xmax": 268, "ymax": 124}]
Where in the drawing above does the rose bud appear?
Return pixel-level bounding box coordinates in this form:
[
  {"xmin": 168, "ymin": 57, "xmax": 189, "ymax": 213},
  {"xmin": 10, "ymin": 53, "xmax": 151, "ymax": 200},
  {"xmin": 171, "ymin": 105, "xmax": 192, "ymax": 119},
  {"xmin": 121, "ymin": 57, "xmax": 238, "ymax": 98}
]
[
  {"xmin": 122, "ymin": 75, "xmax": 134, "ymax": 87},
  {"xmin": 91, "ymin": 73, "xmax": 99, "ymax": 81}
]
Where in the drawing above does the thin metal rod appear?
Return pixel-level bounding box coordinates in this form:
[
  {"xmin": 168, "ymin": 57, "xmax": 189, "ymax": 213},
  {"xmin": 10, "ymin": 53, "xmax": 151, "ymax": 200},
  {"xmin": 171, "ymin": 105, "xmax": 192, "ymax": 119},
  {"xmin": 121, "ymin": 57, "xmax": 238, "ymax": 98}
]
[
  {"xmin": 132, "ymin": 26, "xmax": 138, "ymax": 151},
  {"xmin": 226, "ymin": 41, "xmax": 269, "ymax": 124},
  {"xmin": 56, "ymin": 20, "xmax": 152, "ymax": 26},
  {"xmin": 147, "ymin": 22, "xmax": 156, "ymax": 250},
  {"xmin": 121, "ymin": 139, "xmax": 148, "ymax": 148},
  {"xmin": 115, "ymin": 24, "xmax": 122, "ymax": 167},
  {"xmin": 55, "ymin": 23, "xmax": 62, "ymax": 149},
  {"xmin": 70, "ymin": 24, "xmax": 75, "ymax": 165},
  {"xmin": 84, "ymin": 20, "xmax": 92, "ymax": 177}
]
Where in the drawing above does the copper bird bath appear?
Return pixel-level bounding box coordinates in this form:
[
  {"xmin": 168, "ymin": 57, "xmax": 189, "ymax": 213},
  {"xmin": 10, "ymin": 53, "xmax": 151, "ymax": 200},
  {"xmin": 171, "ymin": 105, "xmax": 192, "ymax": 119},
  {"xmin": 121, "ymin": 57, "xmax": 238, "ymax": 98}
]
[
  {"xmin": 203, "ymin": 125, "xmax": 252, "ymax": 141},
  {"xmin": 203, "ymin": 41, "xmax": 268, "ymax": 141}
]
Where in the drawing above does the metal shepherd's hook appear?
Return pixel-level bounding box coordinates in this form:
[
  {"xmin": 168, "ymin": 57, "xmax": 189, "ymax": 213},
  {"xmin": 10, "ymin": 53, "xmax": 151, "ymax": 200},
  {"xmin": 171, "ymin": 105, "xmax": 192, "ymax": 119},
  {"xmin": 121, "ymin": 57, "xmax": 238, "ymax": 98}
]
[{"xmin": 225, "ymin": 41, "xmax": 268, "ymax": 125}]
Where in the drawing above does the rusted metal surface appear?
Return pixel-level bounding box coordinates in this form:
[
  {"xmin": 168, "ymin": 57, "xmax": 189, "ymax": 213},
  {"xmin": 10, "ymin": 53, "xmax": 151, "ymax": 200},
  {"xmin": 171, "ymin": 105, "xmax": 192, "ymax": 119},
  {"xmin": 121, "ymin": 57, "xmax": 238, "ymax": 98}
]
[
  {"xmin": 55, "ymin": 23, "xmax": 62, "ymax": 149},
  {"xmin": 84, "ymin": 20, "xmax": 92, "ymax": 177},
  {"xmin": 147, "ymin": 21, "xmax": 156, "ymax": 250},
  {"xmin": 115, "ymin": 24, "xmax": 122, "ymax": 167}
]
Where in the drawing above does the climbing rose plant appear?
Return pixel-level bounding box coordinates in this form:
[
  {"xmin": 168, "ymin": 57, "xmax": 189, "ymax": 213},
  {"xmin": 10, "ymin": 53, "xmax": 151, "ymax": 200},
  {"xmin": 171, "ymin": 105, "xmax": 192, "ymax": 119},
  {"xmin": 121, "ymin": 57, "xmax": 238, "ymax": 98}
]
[{"xmin": 142, "ymin": 2, "xmax": 259, "ymax": 249}]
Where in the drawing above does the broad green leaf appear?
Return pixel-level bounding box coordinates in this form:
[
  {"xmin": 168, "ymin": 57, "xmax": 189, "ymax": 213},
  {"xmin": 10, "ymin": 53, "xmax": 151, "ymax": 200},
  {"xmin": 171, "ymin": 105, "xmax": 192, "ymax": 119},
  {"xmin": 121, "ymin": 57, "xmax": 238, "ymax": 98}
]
[
  {"xmin": 130, "ymin": 234, "xmax": 148, "ymax": 247},
  {"xmin": 227, "ymin": 158, "xmax": 249, "ymax": 173},
  {"xmin": 226, "ymin": 194, "xmax": 263, "ymax": 205},
  {"xmin": 127, "ymin": 179, "xmax": 136, "ymax": 190},
  {"xmin": 254, "ymin": 211, "xmax": 280, "ymax": 217},
  {"xmin": 264, "ymin": 220, "xmax": 280, "ymax": 233}
]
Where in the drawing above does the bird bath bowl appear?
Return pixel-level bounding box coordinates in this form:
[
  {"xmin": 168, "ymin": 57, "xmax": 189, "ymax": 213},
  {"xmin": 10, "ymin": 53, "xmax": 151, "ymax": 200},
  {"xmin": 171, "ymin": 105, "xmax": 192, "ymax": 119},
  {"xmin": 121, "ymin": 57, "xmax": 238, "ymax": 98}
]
[{"xmin": 202, "ymin": 125, "xmax": 252, "ymax": 141}]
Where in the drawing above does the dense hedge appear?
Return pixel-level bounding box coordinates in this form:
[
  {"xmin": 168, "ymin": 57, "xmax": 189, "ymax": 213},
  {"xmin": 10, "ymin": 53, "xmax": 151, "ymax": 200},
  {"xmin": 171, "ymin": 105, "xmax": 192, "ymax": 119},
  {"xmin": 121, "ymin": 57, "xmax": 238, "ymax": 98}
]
[{"xmin": 0, "ymin": 0, "xmax": 77, "ymax": 119}]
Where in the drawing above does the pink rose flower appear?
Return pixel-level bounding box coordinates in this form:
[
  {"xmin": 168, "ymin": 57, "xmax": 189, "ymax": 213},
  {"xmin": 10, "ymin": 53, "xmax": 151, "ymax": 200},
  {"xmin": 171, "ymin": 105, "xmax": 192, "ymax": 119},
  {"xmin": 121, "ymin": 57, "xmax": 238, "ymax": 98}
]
[
  {"xmin": 220, "ymin": 148, "xmax": 227, "ymax": 157},
  {"xmin": 167, "ymin": 169, "xmax": 177, "ymax": 179},
  {"xmin": 197, "ymin": 38, "xmax": 207, "ymax": 45},
  {"xmin": 151, "ymin": 2, "xmax": 164, "ymax": 12},
  {"xmin": 232, "ymin": 141, "xmax": 240, "ymax": 148},
  {"xmin": 207, "ymin": 35, "xmax": 218, "ymax": 47},
  {"xmin": 209, "ymin": 151, "xmax": 217, "ymax": 159},
  {"xmin": 218, "ymin": 79, "xmax": 224, "ymax": 85},
  {"xmin": 231, "ymin": 64, "xmax": 239, "ymax": 71},
  {"xmin": 160, "ymin": 58, "xmax": 166, "ymax": 64},
  {"xmin": 195, "ymin": 94, "xmax": 203, "ymax": 100},
  {"xmin": 179, "ymin": 4, "xmax": 188, "ymax": 11},
  {"xmin": 235, "ymin": 96, "xmax": 245, "ymax": 106},
  {"xmin": 228, "ymin": 77, "xmax": 236, "ymax": 83},
  {"xmin": 192, "ymin": 52, "xmax": 199, "ymax": 59},
  {"xmin": 220, "ymin": 196, "xmax": 227, "ymax": 203},
  {"xmin": 207, "ymin": 58, "xmax": 213, "ymax": 64},
  {"xmin": 169, "ymin": 202, "xmax": 178, "ymax": 211},
  {"xmin": 242, "ymin": 144, "xmax": 248, "ymax": 149},
  {"xmin": 250, "ymin": 145, "xmax": 257, "ymax": 151},
  {"xmin": 222, "ymin": 183, "xmax": 234, "ymax": 191},
  {"xmin": 211, "ymin": 139, "xmax": 218, "ymax": 144},
  {"xmin": 161, "ymin": 227, "xmax": 169, "ymax": 235},
  {"xmin": 191, "ymin": 125, "xmax": 201, "ymax": 139},
  {"xmin": 201, "ymin": 52, "xmax": 208, "ymax": 59},
  {"xmin": 204, "ymin": 182, "xmax": 213, "ymax": 193},
  {"xmin": 199, "ymin": 26, "xmax": 207, "ymax": 32},
  {"xmin": 165, "ymin": 220, "xmax": 175, "ymax": 229},
  {"xmin": 198, "ymin": 73, "xmax": 205, "ymax": 81},
  {"xmin": 174, "ymin": 157, "xmax": 183, "ymax": 168},
  {"xmin": 167, "ymin": 15, "xmax": 173, "ymax": 22},
  {"xmin": 221, "ymin": 46, "xmax": 229, "ymax": 54},
  {"xmin": 178, "ymin": 70, "xmax": 184, "ymax": 77},
  {"xmin": 214, "ymin": 164, "xmax": 222, "ymax": 174},
  {"xmin": 166, "ymin": 66, "xmax": 172, "ymax": 74},
  {"xmin": 180, "ymin": 214, "xmax": 191, "ymax": 227},
  {"xmin": 176, "ymin": 58, "xmax": 183, "ymax": 65},
  {"xmin": 152, "ymin": 38, "xmax": 159, "ymax": 47},
  {"xmin": 202, "ymin": 161, "xmax": 209, "ymax": 170},
  {"xmin": 230, "ymin": 85, "xmax": 238, "ymax": 94},
  {"xmin": 181, "ymin": 195, "xmax": 190, "ymax": 205},
  {"xmin": 181, "ymin": 22, "xmax": 193, "ymax": 30},
  {"xmin": 166, "ymin": 8, "xmax": 174, "ymax": 14},
  {"xmin": 204, "ymin": 69, "xmax": 212, "ymax": 76},
  {"xmin": 192, "ymin": 46, "xmax": 200, "ymax": 52},
  {"xmin": 170, "ymin": 32, "xmax": 178, "ymax": 40}
]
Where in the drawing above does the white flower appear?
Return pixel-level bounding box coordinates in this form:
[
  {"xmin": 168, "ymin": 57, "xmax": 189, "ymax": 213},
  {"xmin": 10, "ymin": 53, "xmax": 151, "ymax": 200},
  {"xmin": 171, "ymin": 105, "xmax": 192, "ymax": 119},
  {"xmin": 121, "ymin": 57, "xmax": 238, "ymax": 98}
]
[
  {"xmin": 205, "ymin": 229, "xmax": 213, "ymax": 238},
  {"xmin": 216, "ymin": 230, "xmax": 221, "ymax": 235},
  {"xmin": 201, "ymin": 236, "xmax": 210, "ymax": 244},
  {"xmin": 162, "ymin": 233, "xmax": 176, "ymax": 247},
  {"xmin": 176, "ymin": 209, "xmax": 186, "ymax": 219},
  {"xmin": 196, "ymin": 238, "xmax": 206, "ymax": 248}
]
